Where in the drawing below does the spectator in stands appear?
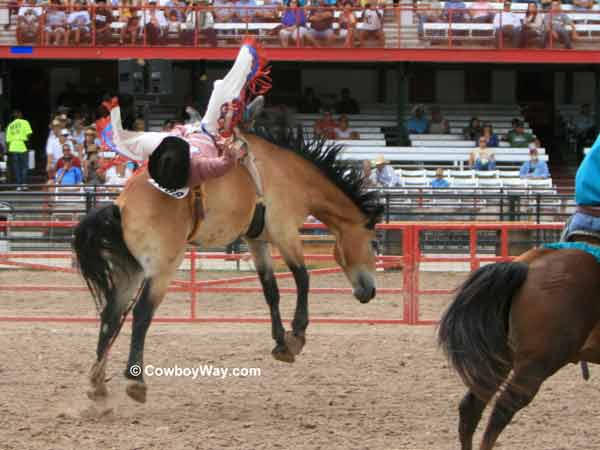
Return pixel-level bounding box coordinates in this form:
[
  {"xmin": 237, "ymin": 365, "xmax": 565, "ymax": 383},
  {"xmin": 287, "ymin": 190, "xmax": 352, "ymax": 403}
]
[
  {"xmin": 407, "ymin": 104, "xmax": 429, "ymax": 134},
  {"xmin": 361, "ymin": 159, "xmax": 377, "ymax": 186},
  {"xmin": 6, "ymin": 110, "xmax": 32, "ymax": 189},
  {"xmin": 469, "ymin": 137, "xmax": 496, "ymax": 170},
  {"xmin": 338, "ymin": 1, "xmax": 358, "ymax": 47},
  {"xmin": 166, "ymin": 10, "xmax": 183, "ymax": 40},
  {"xmin": 493, "ymin": 0, "xmax": 521, "ymax": 48},
  {"xmin": 143, "ymin": 0, "xmax": 168, "ymax": 45},
  {"xmin": 430, "ymin": 168, "xmax": 450, "ymax": 188},
  {"xmin": 506, "ymin": 119, "xmax": 535, "ymax": 146},
  {"xmin": 335, "ymin": 88, "xmax": 360, "ymax": 114},
  {"xmin": 481, "ymin": 123, "xmax": 499, "ymax": 147},
  {"xmin": 519, "ymin": 2, "xmax": 545, "ymax": 48},
  {"xmin": 428, "ymin": 105, "xmax": 449, "ymax": 134},
  {"xmin": 120, "ymin": 4, "xmax": 142, "ymax": 45},
  {"xmin": 463, "ymin": 117, "xmax": 482, "ymax": 140},
  {"xmin": 309, "ymin": 0, "xmax": 336, "ymax": 46},
  {"xmin": 46, "ymin": 119, "xmax": 63, "ymax": 179},
  {"xmin": 279, "ymin": 0, "xmax": 312, "ymax": 47},
  {"xmin": 297, "ymin": 87, "xmax": 322, "ymax": 113},
  {"xmin": 314, "ymin": 109, "xmax": 338, "ymax": 139},
  {"xmin": 372, "ymin": 154, "xmax": 399, "ymax": 187},
  {"xmin": 55, "ymin": 146, "xmax": 83, "ymax": 185},
  {"xmin": 195, "ymin": 0, "xmax": 217, "ymax": 47},
  {"xmin": 442, "ymin": 0, "xmax": 467, "ymax": 23},
  {"xmin": 56, "ymin": 143, "xmax": 82, "ymax": 171},
  {"xmin": 519, "ymin": 145, "xmax": 549, "ymax": 179},
  {"xmin": 234, "ymin": 0, "xmax": 257, "ymax": 22},
  {"xmin": 358, "ymin": 2, "xmax": 385, "ymax": 47},
  {"xmin": 94, "ymin": 0, "xmax": 113, "ymax": 45},
  {"xmin": 334, "ymin": 115, "xmax": 360, "ymax": 139},
  {"xmin": 16, "ymin": 0, "xmax": 42, "ymax": 45},
  {"xmin": 255, "ymin": 0, "xmax": 284, "ymax": 21},
  {"xmin": 214, "ymin": 0, "xmax": 235, "ymax": 23},
  {"xmin": 573, "ymin": 0, "xmax": 594, "ymax": 10},
  {"xmin": 166, "ymin": 0, "xmax": 186, "ymax": 21},
  {"xmin": 545, "ymin": 0, "xmax": 576, "ymax": 49},
  {"xmin": 416, "ymin": 0, "xmax": 443, "ymax": 38},
  {"xmin": 44, "ymin": 0, "xmax": 68, "ymax": 46},
  {"xmin": 468, "ymin": 0, "xmax": 493, "ymax": 22},
  {"xmin": 67, "ymin": 0, "xmax": 91, "ymax": 45}
]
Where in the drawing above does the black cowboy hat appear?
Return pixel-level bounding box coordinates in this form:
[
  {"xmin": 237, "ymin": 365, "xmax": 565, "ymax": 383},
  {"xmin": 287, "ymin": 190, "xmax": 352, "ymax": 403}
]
[{"xmin": 148, "ymin": 136, "xmax": 190, "ymax": 191}]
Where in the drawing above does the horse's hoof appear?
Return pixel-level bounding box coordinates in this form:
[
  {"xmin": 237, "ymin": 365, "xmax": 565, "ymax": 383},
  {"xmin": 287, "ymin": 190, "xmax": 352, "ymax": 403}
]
[
  {"xmin": 89, "ymin": 358, "xmax": 107, "ymax": 386},
  {"xmin": 86, "ymin": 383, "xmax": 108, "ymax": 401},
  {"xmin": 272, "ymin": 344, "xmax": 295, "ymax": 363},
  {"xmin": 284, "ymin": 331, "xmax": 306, "ymax": 356},
  {"xmin": 126, "ymin": 381, "xmax": 147, "ymax": 403}
]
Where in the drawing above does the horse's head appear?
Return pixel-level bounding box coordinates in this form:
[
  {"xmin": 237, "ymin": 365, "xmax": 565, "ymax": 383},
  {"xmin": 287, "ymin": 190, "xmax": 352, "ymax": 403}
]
[{"xmin": 332, "ymin": 208, "xmax": 382, "ymax": 303}]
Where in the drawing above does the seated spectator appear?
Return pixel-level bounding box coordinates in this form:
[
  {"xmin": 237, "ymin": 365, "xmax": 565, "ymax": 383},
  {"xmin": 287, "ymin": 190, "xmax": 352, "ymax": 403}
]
[
  {"xmin": 480, "ymin": 123, "xmax": 499, "ymax": 147},
  {"xmin": 334, "ymin": 115, "xmax": 360, "ymax": 139},
  {"xmin": 505, "ymin": 117, "xmax": 520, "ymax": 141},
  {"xmin": 407, "ymin": 105, "xmax": 429, "ymax": 134},
  {"xmin": 545, "ymin": 0, "xmax": 576, "ymax": 49},
  {"xmin": 361, "ymin": 159, "xmax": 377, "ymax": 187},
  {"xmin": 506, "ymin": 120, "xmax": 535, "ymax": 147},
  {"xmin": 428, "ymin": 105, "xmax": 449, "ymax": 134},
  {"xmin": 297, "ymin": 87, "xmax": 322, "ymax": 113},
  {"xmin": 519, "ymin": 2, "xmax": 544, "ymax": 48},
  {"xmin": 335, "ymin": 88, "xmax": 360, "ymax": 114},
  {"xmin": 463, "ymin": 117, "xmax": 482, "ymax": 140},
  {"xmin": 279, "ymin": 0, "xmax": 312, "ymax": 47},
  {"xmin": 233, "ymin": 0, "xmax": 257, "ymax": 22},
  {"xmin": 358, "ymin": 2, "xmax": 384, "ymax": 47},
  {"xmin": 70, "ymin": 117, "xmax": 86, "ymax": 147},
  {"xmin": 56, "ymin": 143, "xmax": 82, "ymax": 171},
  {"xmin": 166, "ymin": 0, "xmax": 186, "ymax": 22},
  {"xmin": 416, "ymin": 0, "xmax": 443, "ymax": 38},
  {"xmin": 573, "ymin": 0, "xmax": 594, "ymax": 10},
  {"xmin": 314, "ymin": 110, "xmax": 338, "ymax": 139},
  {"xmin": 493, "ymin": 0, "xmax": 521, "ymax": 48},
  {"xmin": 468, "ymin": 0, "xmax": 493, "ymax": 22},
  {"xmin": 44, "ymin": 1, "xmax": 68, "ymax": 46},
  {"xmin": 309, "ymin": 0, "xmax": 336, "ymax": 46},
  {"xmin": 255, "ymin": 0, "xmax": 284, "ymax": 21},
  {"xmin": 166, "ymin": 10, "xmax": 183, "ymax": 39},
  {"xmin": 213, "ymin": 0, "xmax": 235, "ymax": 23},
  {"xmin": 94, "ymin": 0, "xmax": 113, "ymax": 45},
  {"xmin": 55, "ymin": 149, "xmax": 83, "ymax": 185},
  {"xmin": 442, "ymin": 0, "xmax": 467, "ymax": 23},
  {"xmin": 430, "ymin": 168, "xmax": 450, "ymax": 188},
  {"xmin": 372, "ymin": 154, "xmax": 399, "ymax": 187},
  {"xmin": 469, "ymin": 137, "xmax": 496, "ymax": 170},
  {"xmin": 83, "ymin": 144, "xmax": 104, "ymax": 184},
  {"xmin": 120, "ymin": 5, "xmax": 142, "ymax": 45},
  {"xmin": 195, "ymin": 0, "xmax": 217, "ymax": 47},
  {"xmin": 67, "ymin": 0, "xmax": 91, "ymax": 46},
  {"xmin": 519, "ymin": 145, "xmax": 550, "ymax": 179},
  {"xmin": 143, "ymin": 0, "xmax": 168, "ymax": 45},
  {"xmin": 338, "ymin": 1, "xmax": 358, "ymax": 47},
  {"xmin": 17, "ymin": 0, "xmax": 42, "ymax": 45}
]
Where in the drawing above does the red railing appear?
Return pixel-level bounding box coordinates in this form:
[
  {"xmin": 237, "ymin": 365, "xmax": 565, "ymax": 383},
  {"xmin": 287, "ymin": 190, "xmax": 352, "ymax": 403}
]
[{"xmin": 0, "ymin": 220, "xmax": 563, "ymax": 324}]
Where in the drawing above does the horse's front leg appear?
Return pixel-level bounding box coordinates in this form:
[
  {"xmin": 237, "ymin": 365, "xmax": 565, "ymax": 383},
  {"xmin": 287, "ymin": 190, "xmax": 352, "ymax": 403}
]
[
  {"xmin": 281, "ymin": 250, "xmax": 309, "ymax": 357},
  {"xmin": 246, "ymin": 239, "xmax": 293, "ymax": 362}
]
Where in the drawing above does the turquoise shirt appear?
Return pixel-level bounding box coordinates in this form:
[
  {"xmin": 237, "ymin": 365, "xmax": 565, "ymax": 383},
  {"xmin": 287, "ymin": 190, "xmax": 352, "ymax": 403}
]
[{"xmin": 576, "ymin": 133, "xmax": 600, "ymax": 205}]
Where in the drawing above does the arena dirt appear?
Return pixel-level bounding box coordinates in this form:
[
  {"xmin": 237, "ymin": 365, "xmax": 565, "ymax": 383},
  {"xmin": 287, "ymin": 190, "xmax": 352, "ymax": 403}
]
[{"xmin": 1, "ymin": 269, "xmax": 599, "ymax": 450}]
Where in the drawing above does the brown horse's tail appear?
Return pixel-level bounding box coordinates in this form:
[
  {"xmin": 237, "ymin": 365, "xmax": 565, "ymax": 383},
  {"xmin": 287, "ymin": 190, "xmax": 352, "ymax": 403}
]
[
  {"xmin": 438, "ymin": 262, "xmax": 529, "ymax": 400},
  {"xmin": 72, "ymin": 204, "xmax": 140, "ymax": 313}
]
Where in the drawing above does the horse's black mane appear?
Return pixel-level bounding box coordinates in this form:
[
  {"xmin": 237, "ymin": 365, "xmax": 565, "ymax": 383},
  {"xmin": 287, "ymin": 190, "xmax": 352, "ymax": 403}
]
[{"xmin": 253, "ymin": 127, "xmax": 383, "ymax": 228}]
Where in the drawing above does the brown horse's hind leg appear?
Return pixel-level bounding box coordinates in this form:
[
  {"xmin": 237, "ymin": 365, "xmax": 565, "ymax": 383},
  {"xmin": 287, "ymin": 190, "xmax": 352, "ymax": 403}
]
[{"xmin": 246, "ymin": 239, "xmax": 294, "ymax": 363}]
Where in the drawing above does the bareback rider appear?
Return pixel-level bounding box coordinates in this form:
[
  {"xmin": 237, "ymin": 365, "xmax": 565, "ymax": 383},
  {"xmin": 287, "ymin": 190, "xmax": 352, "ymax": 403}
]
[
  {"xmin": 98, "ymin": 39, "xmax": 270, "ymax": 195},
  {"xmin": 562, "ymin": 132, "xmax": 600, "ymax": 240}
]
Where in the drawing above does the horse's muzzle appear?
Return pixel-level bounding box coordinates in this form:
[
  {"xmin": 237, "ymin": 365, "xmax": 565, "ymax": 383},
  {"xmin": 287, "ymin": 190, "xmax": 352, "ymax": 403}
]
[{"xmin": 353, "ymin": 273, "xmax": 376, "ymax": 303}]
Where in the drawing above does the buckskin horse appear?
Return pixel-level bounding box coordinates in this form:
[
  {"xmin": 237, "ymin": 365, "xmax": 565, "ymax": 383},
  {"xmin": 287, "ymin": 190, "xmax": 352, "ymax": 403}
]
[
  {"xmin": 438, "ymin": 239, "xmax": 600, "ymax": 450},
  {"xmin": 73, "ymin": 130, "xmax": 383, "ymax": 403}
]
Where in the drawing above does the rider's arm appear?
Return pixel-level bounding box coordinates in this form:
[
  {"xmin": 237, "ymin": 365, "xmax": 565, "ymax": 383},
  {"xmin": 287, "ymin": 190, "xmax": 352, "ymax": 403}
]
[{"xmin": 187, "ymin": 150, "xmax": 236, "ymax": 187}]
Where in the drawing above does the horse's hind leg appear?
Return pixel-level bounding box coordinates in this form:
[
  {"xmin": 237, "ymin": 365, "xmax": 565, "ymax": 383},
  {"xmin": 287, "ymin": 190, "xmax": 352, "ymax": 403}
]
[
  {"xmin": 246, "ymin": 239, "xmax": 291, "ymax": 362},
  {"xmin": 88, "ymin": 269, "xmax": 143, "ymax": 401},
  {"xmin": 479, "ymin": 361, "xmax": 557, "ymax": 450}
]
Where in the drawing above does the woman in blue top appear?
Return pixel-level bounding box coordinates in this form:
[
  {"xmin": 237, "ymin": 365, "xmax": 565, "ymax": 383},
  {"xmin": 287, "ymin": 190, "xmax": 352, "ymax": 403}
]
[
  {"xmin": 279, "ymin": 0, "xmax": 315, "ymax": 47},
  {"xmin": 481, "ymin": 123, "xmax": 499, "ymax": 147}
]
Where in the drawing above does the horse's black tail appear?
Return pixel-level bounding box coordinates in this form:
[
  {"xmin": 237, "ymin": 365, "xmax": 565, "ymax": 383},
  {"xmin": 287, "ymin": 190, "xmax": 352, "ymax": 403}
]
[
  {"xmin": 72, "ymin": 204, "xmax": 140, "ymax": 313},
  {"xmin": 438, "ymin": 262, "xmax": 529, "ymax": 400}
]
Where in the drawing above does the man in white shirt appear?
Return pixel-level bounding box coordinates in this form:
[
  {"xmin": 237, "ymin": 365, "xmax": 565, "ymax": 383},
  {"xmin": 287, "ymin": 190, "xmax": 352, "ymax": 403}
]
[
  {"xmin": 334, "ymin": 115, "xmax": 360, "ymax": 140},
  {"xmin": 142, "ymin": 0, "xmax": 168, "ymax": 45},
  {"xmin": 494, "ymin": 0, "xmax": 521, "ymax": 47},
  {"xmin": 67, "ymin": 0, "xmax": 91, "ymax": 46},
  {"xmin": 358, "ymin": 2, "xmax": 384, "ymax": 47},
  {"xmin": 17, "ymin": 0, "xmax": 41, "ymax": 44}
]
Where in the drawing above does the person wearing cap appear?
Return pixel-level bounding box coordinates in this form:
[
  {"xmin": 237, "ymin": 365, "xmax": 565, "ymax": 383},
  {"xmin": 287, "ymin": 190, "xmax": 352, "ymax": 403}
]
[
  {"xmin": 506, "ymin": 120, "xmax": 535, "ymax": 147},
  {"xmin": 519, "ymin": 144, "xmax": 549, "ymax": 179},
  {"xmin": 372, "ymin": 154, "xmax": 399, "ymax": 187},
  {"xmin": 406, "ymin": 105, "xmax": 429, "ymax": 134},
  {"xmin": 6, "ymin": 109, "xmax": 32, "ymax": 188},
  {"xmin": 55, "ymin": 148, "xmax": 83, "ymax": 186}
]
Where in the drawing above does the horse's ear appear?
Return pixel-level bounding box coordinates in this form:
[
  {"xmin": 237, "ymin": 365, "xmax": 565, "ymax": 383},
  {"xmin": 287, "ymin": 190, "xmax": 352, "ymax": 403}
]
[{"xmin": 366, "ymin": 204, "xmax": 384, "ymax": 230}]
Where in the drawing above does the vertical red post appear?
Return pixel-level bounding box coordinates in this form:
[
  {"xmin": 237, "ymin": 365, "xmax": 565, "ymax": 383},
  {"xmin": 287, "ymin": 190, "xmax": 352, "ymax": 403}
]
[
  {"xmin": 500, "ymin": 227, "xmax": 509, "ymax": 261},
  {"xmin": 411, "ymin": 225, "xmax": 421, "ymax": 325},
  {"xmin": 190, "ymin": 248, "xmax": 197, "ymax": 320},
  {"xmin": 469, "ymin": 225, "xmax": 478, "ymax": 271},
  {"xmin": 402, "ymin": 225, "xmax": 413, "ymax": 324}
]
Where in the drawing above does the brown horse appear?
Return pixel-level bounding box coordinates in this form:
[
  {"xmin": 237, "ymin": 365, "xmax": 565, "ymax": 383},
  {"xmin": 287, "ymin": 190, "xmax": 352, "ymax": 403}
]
[
  {"xmin": 438, "ymin": 243, "xmax": 600, "ymax": 450},
  {"xmin": 73, "ymin": 131, "xmax": 382, "ymax": 403}
]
